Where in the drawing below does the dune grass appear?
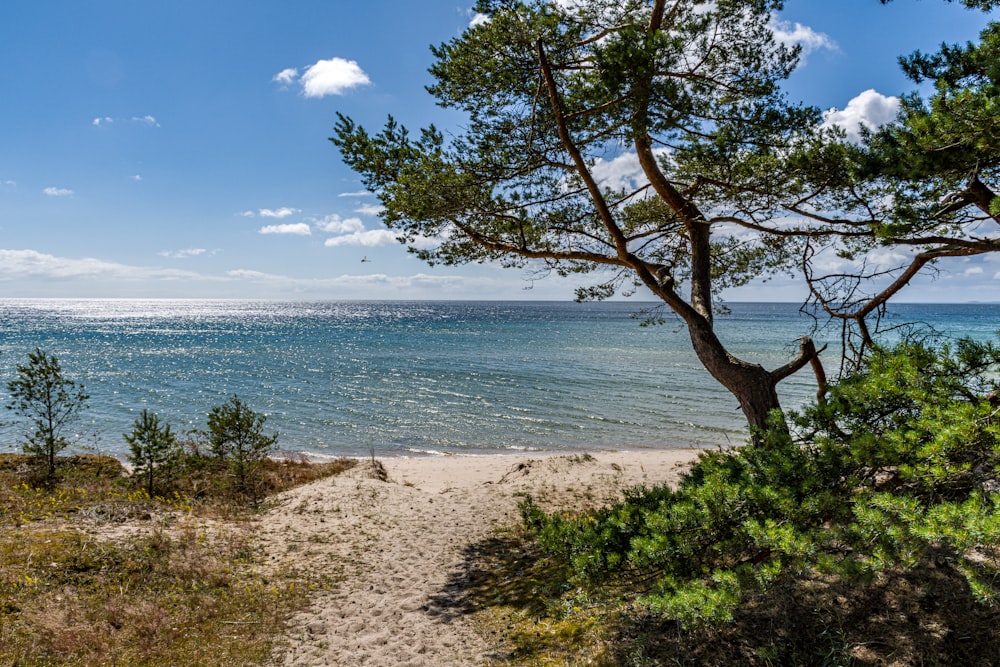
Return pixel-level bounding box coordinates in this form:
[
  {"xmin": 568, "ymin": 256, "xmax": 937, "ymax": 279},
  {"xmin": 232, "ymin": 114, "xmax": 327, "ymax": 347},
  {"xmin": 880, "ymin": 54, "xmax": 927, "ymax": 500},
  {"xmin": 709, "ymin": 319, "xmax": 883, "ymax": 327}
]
[{"xmin": 0, "ymin": 452, "xmax": 354, "ymax": 667}]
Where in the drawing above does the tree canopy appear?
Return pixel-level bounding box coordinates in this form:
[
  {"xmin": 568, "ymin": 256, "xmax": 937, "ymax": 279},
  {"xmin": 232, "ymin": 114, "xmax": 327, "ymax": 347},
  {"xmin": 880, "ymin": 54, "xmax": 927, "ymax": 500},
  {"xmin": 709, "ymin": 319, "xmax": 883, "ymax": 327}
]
[
  {"xmin": 6, "ymin": 349, "xmax": 90, "ymax": 478},
  {"xmin": 805, "ymin": 5, "xmax": 1000, "ymax": 361},
  {"xmin": 332, "ymin": 0, "xmax": 999, "ymax": 435}
]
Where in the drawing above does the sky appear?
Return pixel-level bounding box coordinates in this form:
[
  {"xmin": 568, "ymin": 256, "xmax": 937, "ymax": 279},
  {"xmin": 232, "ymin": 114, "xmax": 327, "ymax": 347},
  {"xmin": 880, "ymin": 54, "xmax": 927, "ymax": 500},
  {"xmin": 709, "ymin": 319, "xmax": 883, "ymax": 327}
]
[{"xmin": 0, "ymin": 0, "xmax": 996, "ymax": 302}]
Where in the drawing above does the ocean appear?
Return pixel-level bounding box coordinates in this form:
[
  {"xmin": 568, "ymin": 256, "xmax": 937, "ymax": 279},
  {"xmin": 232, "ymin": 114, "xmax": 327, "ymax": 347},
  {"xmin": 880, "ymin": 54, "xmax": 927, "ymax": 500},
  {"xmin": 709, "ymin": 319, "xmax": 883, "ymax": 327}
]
[{"xmin": 0, "ymin": 299, "xmax": 997, "ymax": 458}]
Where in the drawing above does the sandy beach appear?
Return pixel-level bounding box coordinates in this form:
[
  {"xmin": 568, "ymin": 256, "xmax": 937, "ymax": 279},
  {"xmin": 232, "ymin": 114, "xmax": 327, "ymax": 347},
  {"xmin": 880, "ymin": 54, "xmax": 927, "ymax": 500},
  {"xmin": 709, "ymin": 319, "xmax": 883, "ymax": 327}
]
[{"xmin": 256, "ymin": 448, "xmax": 703, "ymax": 666}]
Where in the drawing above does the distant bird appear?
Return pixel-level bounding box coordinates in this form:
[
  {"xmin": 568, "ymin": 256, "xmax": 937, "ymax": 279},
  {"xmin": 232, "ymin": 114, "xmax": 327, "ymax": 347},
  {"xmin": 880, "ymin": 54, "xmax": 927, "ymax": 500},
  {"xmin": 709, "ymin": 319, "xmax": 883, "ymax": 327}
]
[{"xmin": 361, "ymin": 256, "xmax": 370, "ymax": 263}]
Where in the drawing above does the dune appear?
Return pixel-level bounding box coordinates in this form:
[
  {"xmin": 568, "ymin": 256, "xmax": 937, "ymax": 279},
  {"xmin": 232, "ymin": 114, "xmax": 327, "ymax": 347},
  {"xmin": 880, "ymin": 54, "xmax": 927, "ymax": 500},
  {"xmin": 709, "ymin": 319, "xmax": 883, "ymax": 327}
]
[{"xmin": 257, "ymin": 448, "xmax": 702, "ymax": 666}]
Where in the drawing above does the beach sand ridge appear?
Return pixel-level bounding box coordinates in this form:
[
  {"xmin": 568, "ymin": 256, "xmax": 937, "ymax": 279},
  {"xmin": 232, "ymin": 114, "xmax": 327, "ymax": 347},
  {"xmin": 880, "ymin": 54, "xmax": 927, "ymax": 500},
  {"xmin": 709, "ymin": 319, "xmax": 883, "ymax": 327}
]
[{"xmin": 258, "ymin": 449, "xmax": 700, "ymax": 666}]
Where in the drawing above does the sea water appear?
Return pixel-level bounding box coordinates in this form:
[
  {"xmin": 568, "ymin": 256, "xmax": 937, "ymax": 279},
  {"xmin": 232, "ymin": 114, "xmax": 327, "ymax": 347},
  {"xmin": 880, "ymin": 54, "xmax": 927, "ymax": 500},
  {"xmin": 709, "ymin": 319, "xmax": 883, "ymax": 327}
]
[{"xmin": 0, "ymin": 299, "xmax": 996, "ymax": 458}]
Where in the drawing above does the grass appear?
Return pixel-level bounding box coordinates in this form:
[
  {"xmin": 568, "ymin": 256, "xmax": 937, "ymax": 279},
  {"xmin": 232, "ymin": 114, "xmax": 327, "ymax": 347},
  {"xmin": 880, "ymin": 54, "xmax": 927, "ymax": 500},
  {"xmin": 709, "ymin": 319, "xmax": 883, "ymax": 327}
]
[{"xmin": 0, "ymin": 452, "xmax": 355, "ymax": 667}]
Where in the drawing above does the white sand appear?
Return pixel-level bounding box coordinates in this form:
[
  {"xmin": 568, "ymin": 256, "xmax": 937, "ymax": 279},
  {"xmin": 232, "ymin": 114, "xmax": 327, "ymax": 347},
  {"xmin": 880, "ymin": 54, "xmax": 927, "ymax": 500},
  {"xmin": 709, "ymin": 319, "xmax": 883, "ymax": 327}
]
[{"xmin": 257, "ymin": 448, "xmax": 702, "ymax": 666}]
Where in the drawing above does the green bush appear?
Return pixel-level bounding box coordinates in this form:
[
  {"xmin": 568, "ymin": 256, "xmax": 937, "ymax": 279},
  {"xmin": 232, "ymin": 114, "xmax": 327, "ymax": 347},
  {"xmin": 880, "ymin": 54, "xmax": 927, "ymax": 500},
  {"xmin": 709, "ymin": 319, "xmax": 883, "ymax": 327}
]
[
  {"xmin": 125, "ymin": 409, "xmax": 181, "ymax": 497},
  {"xmin": 5, "ymin": 349, "xmax": 90, "ymax": 479},
  {"xmin": 524, "ymin": 338, "xmax": 1000, "ymax": 626},
  {"xmin": 206, "ymin": 396, "xmax": 278, "ymax": 503}
]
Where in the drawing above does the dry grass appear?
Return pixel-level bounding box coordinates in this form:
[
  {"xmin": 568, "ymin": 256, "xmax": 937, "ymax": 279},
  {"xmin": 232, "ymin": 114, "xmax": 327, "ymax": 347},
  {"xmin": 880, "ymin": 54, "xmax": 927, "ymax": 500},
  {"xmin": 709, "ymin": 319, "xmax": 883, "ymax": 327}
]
[{"xmin": 0, "ymin": 452, "xmax": 355, "ymax": 667}]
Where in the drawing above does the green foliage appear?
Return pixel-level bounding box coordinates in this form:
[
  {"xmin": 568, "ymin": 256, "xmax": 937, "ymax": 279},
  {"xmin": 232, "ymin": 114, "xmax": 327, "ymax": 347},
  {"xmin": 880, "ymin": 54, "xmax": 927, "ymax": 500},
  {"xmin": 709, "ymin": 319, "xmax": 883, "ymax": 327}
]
[
  {"xmin": 5, "ymin": 349, "xmax": 90, "ymax": 479},
  {"xmin": 332, "ymin": 0, "xmax": 816, "ymax": 290},
  {"xmin": 206, "ymin": 396, "xmax": 278, "ymax": 502},
  {"xmin": 882, "ymin": 0, "xmax": 1000, "ymax": 10},
  {"xmin": 125, "ymin": 409, "xmax": 181, "ymax": 497},
  {"xmin": 525, "ymin": 338, "xmax": 1000, "ymax": 627}
]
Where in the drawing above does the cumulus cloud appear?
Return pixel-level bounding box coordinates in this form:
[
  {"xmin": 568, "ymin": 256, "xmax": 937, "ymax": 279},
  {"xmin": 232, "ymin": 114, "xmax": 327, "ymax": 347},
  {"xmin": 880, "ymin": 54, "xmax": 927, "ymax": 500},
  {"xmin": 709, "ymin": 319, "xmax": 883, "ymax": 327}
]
[
  {"xmin": 314, "ymin": 213, "xmax": 365, "ymax": 234},
  {"xmin": 272, "ymin": 67, "xmax": 298, "ymax": 86},
  {"xmin": 259, "ymin": 207, "xmax": 300, "ymax": 219},
  {"xmin": 768, "ymin": 16, "xmax": 837, "ymax": 58},
  {"xmin": 323, "ymin": 229, "xmax": 398, "ymax": 247},
  {"xmin": 585, "ymin": 147, "xmax": 671, "ymax": 194},
  {"xmin": 354, "ymin": 203, "xmax": 386, "ymax": 216},
  {"xmin": 469, "ymin": 12, "xmax": 490, "ymax": 27},
  {"xmin": 297, "ymin": 57, "xmax": 371, "ymax": 98},
  {"xmin": 591, "ymin": 152, "xmax": 647, "ymax": 193},
  {"xmin": 821, "ymin": 89, "xmax": 901, "ymax": 143},
  {"xmin": 92, "ymin": 116, "xmax": 113, "ymax": 126},
  {"xmin": 43, "ymin": 187, "xmax": 74, "ymax": 197},
  {"xmin": 259, "ymin": 223, "xmax": 312, "ymax": 236}
]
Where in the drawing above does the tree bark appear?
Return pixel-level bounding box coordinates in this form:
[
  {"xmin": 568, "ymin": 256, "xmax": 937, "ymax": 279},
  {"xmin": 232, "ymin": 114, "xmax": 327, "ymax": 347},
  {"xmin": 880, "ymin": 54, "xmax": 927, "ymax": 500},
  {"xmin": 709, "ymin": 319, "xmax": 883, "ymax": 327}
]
[{"xmin": 685, "ymin": 315, "xmax": 783, "ymax": 437}]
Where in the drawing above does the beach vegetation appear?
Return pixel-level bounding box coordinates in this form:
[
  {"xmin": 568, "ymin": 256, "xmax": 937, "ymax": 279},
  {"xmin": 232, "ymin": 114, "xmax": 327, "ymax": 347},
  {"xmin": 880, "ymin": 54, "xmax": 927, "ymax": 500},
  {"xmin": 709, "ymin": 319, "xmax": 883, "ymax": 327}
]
[
  {"xmin": 502, "ymin": 338, "xmax": 1000, "ymax": 663},
  {"xmin": 125, "ymin": 409, "xmax": 181, "ymax": 497},
  {"xmin": 5, "ymin": 348, "xmax": 90, "ymax": 480},
  {"xmin": 0, "ymin": 450, "xmax": 355, "ymax": 666},
  {"xmin": 331, "ymin": 0, "xmax": 1000, "ymax": 438},
  {"xmin": 206, "ymin": 395, "xmax": 279, "ymax": 503}
]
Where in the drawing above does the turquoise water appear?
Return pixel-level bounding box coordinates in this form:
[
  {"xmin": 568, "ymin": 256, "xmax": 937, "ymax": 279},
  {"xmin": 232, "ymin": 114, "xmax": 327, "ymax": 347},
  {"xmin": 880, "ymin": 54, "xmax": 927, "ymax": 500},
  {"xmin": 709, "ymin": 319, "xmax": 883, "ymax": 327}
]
[{"xmin": 0, "ymin": 300, "xmax": 996, "ymax": 457}]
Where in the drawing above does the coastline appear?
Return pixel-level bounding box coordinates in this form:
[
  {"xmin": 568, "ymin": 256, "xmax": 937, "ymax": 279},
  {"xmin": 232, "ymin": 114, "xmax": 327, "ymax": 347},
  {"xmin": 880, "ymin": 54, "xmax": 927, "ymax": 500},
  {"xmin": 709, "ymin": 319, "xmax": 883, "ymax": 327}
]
[{"xmin": 259, "ymin": 447, "xmax": 702, "ymax": 666}]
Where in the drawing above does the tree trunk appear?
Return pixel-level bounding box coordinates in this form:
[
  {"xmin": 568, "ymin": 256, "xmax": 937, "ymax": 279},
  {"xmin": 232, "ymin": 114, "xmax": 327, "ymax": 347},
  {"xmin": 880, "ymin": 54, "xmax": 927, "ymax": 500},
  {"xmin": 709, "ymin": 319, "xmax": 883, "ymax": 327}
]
[{"xmin": 686, "ymin": 316, "xmax": 784, "ymax": 442}]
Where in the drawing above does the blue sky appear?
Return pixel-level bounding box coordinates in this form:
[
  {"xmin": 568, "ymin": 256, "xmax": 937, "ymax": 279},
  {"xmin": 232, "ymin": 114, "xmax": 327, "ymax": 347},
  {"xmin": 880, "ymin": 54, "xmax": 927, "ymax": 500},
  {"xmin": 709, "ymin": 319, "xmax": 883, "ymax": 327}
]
[{"xmin": 0, "ymin": 0, "xmax": 995, "ymax": 301}]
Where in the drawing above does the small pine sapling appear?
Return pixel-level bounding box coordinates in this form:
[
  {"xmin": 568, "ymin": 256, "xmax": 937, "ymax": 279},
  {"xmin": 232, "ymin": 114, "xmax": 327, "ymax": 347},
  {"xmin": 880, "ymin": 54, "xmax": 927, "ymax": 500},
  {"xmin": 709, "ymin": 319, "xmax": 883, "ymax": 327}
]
[
  {"xmin": 207, "ymin": 395, "xmax": 278, "ymax": 502},
  {"xmin": 124, "ymin": 409, "xmax": 180, "ymax": 497},
  {"xmin": 6, "ymin": 348, "xmax": 90, "ymax": 479}
]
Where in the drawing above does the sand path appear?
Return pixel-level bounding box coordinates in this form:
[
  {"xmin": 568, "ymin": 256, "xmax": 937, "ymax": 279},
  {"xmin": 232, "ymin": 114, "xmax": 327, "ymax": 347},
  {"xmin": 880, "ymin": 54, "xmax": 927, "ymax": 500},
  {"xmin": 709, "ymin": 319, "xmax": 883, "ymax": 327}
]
[{"xmin": 257, "ymin": 450, "xmax": 699, "ymax": 666}]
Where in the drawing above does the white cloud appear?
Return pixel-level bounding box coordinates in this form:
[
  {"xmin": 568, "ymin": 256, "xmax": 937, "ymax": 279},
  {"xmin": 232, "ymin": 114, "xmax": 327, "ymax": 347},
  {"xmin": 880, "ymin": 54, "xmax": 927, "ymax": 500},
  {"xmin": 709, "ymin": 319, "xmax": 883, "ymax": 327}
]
[
  {"xmin": 131, "ymin": 115, "xmax": 160, "ymax": 127},
  {"xmin": 259, "ymin": 223, "xmax": 312, "ymax": 236},
  {"xmin": 92, "ymin": 115, "xmax": 159, "ymax": 128},
  {"xmin": 259, "ymin": 207, "xmax": 300, "ymax": 219},
  {"xmin": 0, "ymin": 249, "xmax": 203, "ymax": 281},
  {"xmin": 272, "ymin": 67, "xmax": 298, "ymax": 86},
  {"xmin": 239, "ymin": 210, "xmax": 256, "ymax": 217},
  {"xmin": 768, "ymin": 16, "xmax": 837, "ymax": 58},
  {"xmin": 131, "ymin": 174, "xmax": 142, "ymax": 182},
  {"xmin": 587, "ymin": 147, "xmax": 671, "ymax": 194},
  {"xmin": 323, "ymin": 229, "xmax": 398, "ymax": 247},
  {"xmin": 224, "ymin": 268, "xmax": 481, "ymax": 293},
  {"xmin": 338, "ymin": 190, "xmax": 372, "ymax": 197},
  {"xmin": 591, "ymin": 152, "xmax": 646, "ymax": 193},
  {"xmin": 299, "ymin": 57, "xmax": 371, "ymax": 98},
  {"xmin": 43, "ymin": 187, "xmax": 74, "ymax": 197},
  {"xmin": 0, "ymin": 249, "xmax": 505, "ymax": 299},
  {"xmin": 2, "ymin": 180, "xmax": 14, "ymax": 188},
  {"xmin": 469, "ymin": 12, "xmax": 490, "ymax": 27},
  {"xmin": 158, "ymin": 248, "xmax": 209, "ymax": 259},
  {"xmin": 354, "ymin": 203, "xmax": 386, "ymax": 216},
  {"xmin": 821, "ymin": 89, "xmax": 901, "ymax": 143},
  {"xmin": 314, "ymin": 213, "xmax": 365, "ymax": 234}
]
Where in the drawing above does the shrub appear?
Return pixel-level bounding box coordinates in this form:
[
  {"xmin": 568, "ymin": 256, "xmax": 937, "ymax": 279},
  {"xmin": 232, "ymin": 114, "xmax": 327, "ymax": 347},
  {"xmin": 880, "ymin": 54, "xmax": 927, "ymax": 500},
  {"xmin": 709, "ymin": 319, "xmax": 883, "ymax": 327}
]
[
  {"xmin": 206, "ymin": 396, "xmax": 278, "ymax": 503},
  {"xmin": 5, "ymin": 349, "xmax": 90, "ymax": 479},
  {"xmin": 125, "ymin": 409, "xmax": 180, "ymax": 497},
  {"xmin": 525, "ymin": 338, "xmax": 1000, "ymax": 626}
]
